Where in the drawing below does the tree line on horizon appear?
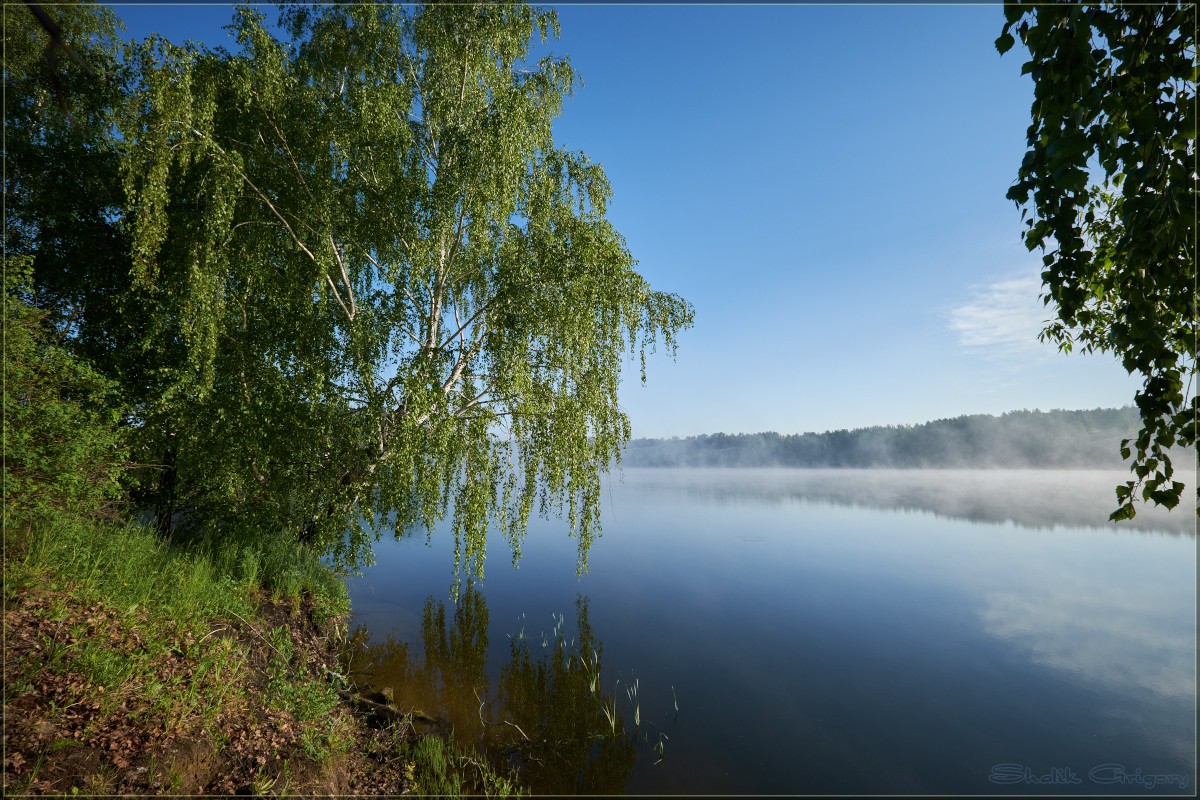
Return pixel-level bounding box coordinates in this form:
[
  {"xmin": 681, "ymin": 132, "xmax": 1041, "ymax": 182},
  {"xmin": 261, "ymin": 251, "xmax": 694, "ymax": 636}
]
[{"xmin": 622, "ymin": 407, "xmax": 1191, "ymax": 469}]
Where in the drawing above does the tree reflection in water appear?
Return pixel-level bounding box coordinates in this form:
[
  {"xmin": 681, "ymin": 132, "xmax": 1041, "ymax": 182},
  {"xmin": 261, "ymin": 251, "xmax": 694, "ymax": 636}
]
[{"xmin": 342, "ymin": 587, "xmax": 639, "ymax": 794}]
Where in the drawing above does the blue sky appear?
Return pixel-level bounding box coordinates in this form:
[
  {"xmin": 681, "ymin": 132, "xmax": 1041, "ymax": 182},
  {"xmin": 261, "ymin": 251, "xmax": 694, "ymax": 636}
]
[{"xmin": 109, "ymin": 2, "xmax": 1143, "ymax": 439}]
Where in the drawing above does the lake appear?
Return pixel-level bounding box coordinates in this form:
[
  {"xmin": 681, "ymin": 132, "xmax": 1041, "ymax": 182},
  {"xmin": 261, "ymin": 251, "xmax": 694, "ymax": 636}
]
[{"xmin": 343, "ymin": 468, "xmax": 1196, "ymax": 795}]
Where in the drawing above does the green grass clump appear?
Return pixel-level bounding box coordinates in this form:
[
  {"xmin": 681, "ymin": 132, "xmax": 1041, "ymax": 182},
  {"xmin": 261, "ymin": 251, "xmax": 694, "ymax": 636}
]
[
  {"xmin": 9, "ymin": 512, "xmax": 349, "ymax": 629},
  {"xmin": 401, "ymin": 733, "xmax": 524, "ymax": 798}
]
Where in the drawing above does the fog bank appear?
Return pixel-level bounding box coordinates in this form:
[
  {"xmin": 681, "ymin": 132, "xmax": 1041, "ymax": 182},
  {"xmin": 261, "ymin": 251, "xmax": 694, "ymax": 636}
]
[
  {"xmin": 625, "ymin": 407, "xmax": 1196, "ymax": 470},
  {"xmin": 614, "ymin": 468, "xmax": 1197, "ymax": 536}
]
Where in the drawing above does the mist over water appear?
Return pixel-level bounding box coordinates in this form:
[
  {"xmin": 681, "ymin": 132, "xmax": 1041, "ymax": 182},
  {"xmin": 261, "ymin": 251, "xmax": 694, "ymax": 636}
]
[{"xmin": 616, "ymin": 467, "xmax": 1197, "ymax": 535}]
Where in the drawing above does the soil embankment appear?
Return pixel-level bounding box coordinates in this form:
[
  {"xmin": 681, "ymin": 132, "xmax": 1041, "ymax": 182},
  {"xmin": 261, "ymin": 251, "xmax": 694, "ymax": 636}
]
[{"xmin": 3, "ymin": 582, "xmax": 414, "ymax": 795}]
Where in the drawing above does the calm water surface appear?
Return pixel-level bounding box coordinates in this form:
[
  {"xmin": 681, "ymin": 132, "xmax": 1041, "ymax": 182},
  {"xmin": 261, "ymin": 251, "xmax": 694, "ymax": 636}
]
[{"xmin": 344, "ymin": 469, "xmax": 1196, "ymax": 794}]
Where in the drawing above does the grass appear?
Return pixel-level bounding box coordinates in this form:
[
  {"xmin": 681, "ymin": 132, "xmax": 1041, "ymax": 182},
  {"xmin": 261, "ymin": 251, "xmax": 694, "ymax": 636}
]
[
  {"xmin": 401, "ymin": 732, "xmax": 524, "ymax": 798},
  {"xmin": 9, "ymin": 513, "xmax": 348, "ymax": 628}
]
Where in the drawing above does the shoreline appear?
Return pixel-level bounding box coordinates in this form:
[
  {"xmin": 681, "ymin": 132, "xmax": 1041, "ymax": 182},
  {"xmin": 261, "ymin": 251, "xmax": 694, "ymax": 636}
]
[{"xmin": 2, "ymin": 517, "xmax": 522, "ymax": 796}]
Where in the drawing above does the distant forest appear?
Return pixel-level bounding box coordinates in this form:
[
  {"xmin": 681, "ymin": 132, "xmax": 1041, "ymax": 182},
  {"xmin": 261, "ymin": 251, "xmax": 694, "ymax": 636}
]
[{"xmin": 623, "ymin": 407, "xmax": 1193, "ymax": 469}]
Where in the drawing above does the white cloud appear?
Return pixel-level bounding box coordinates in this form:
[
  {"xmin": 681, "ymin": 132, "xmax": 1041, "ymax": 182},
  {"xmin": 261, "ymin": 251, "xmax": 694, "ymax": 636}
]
[{"xmin": 947, "ymin": 271, "xmax": 1056, "ymax": 359}]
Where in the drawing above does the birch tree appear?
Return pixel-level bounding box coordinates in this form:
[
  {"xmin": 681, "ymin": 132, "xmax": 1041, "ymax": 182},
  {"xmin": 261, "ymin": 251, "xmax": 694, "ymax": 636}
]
[{"xmin": 119, "ymin": 2, "xmax": 692, "ymax": 577}]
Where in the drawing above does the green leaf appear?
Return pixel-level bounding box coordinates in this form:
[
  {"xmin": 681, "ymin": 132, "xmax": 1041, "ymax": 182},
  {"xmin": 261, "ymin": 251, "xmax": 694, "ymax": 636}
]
[{"xmin": 1109, "ymin": 504, "xmax": 1136, "ymax": 522}]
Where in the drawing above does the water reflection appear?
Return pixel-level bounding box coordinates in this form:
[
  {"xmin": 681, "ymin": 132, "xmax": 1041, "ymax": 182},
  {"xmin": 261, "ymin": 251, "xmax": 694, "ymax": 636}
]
[
  {"xmin": 496, "ymin": 596, "xmax": 641, "ymax": 794},
  {"xmin": 345, "ymin": 469, "xmax": 1195, "ymax": 793},
  {"xmin": 342, "ymin": 587, "xmax": 638, "ymax": 794},
  {"xmin": 621, "ymin": 468, "xmax": 1196, "ymax": 534}
]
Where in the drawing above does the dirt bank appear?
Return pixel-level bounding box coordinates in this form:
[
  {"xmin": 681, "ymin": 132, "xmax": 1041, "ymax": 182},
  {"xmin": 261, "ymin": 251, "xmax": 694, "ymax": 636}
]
[{"xmin": 3, "ymin": 582, "xmax": 415, "ymax": 795}]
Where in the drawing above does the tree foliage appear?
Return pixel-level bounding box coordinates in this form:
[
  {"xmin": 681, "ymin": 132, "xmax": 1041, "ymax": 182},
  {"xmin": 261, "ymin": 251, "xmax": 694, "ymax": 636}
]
[
  {"xmin": 3, "ymin": 3, "xmax": 131, "ymax": 530},
  {"xmin": 996, "ymin": 1, "xmax": 1197, "ymax": 519},
  {"xmin": 7, "ymin": 1, "xmax": 692, "ymax": 580},
  {"xmin": 3, "ymin": 1, "xmax": 138, "ymax": 376},
  {"xmin": 3, "ymin": 259, "xmax": 129, "ymax": 526}
]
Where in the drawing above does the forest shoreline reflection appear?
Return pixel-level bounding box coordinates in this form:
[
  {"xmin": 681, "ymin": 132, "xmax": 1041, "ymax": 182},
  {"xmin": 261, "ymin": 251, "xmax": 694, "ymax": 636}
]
[
  {"xmin": 340, "ymin": 587, "xmax": 670, "ymax": 795},
  {"xmin": 616, "ymin": 468, "xmax": 1197, "ymax": 535}
]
